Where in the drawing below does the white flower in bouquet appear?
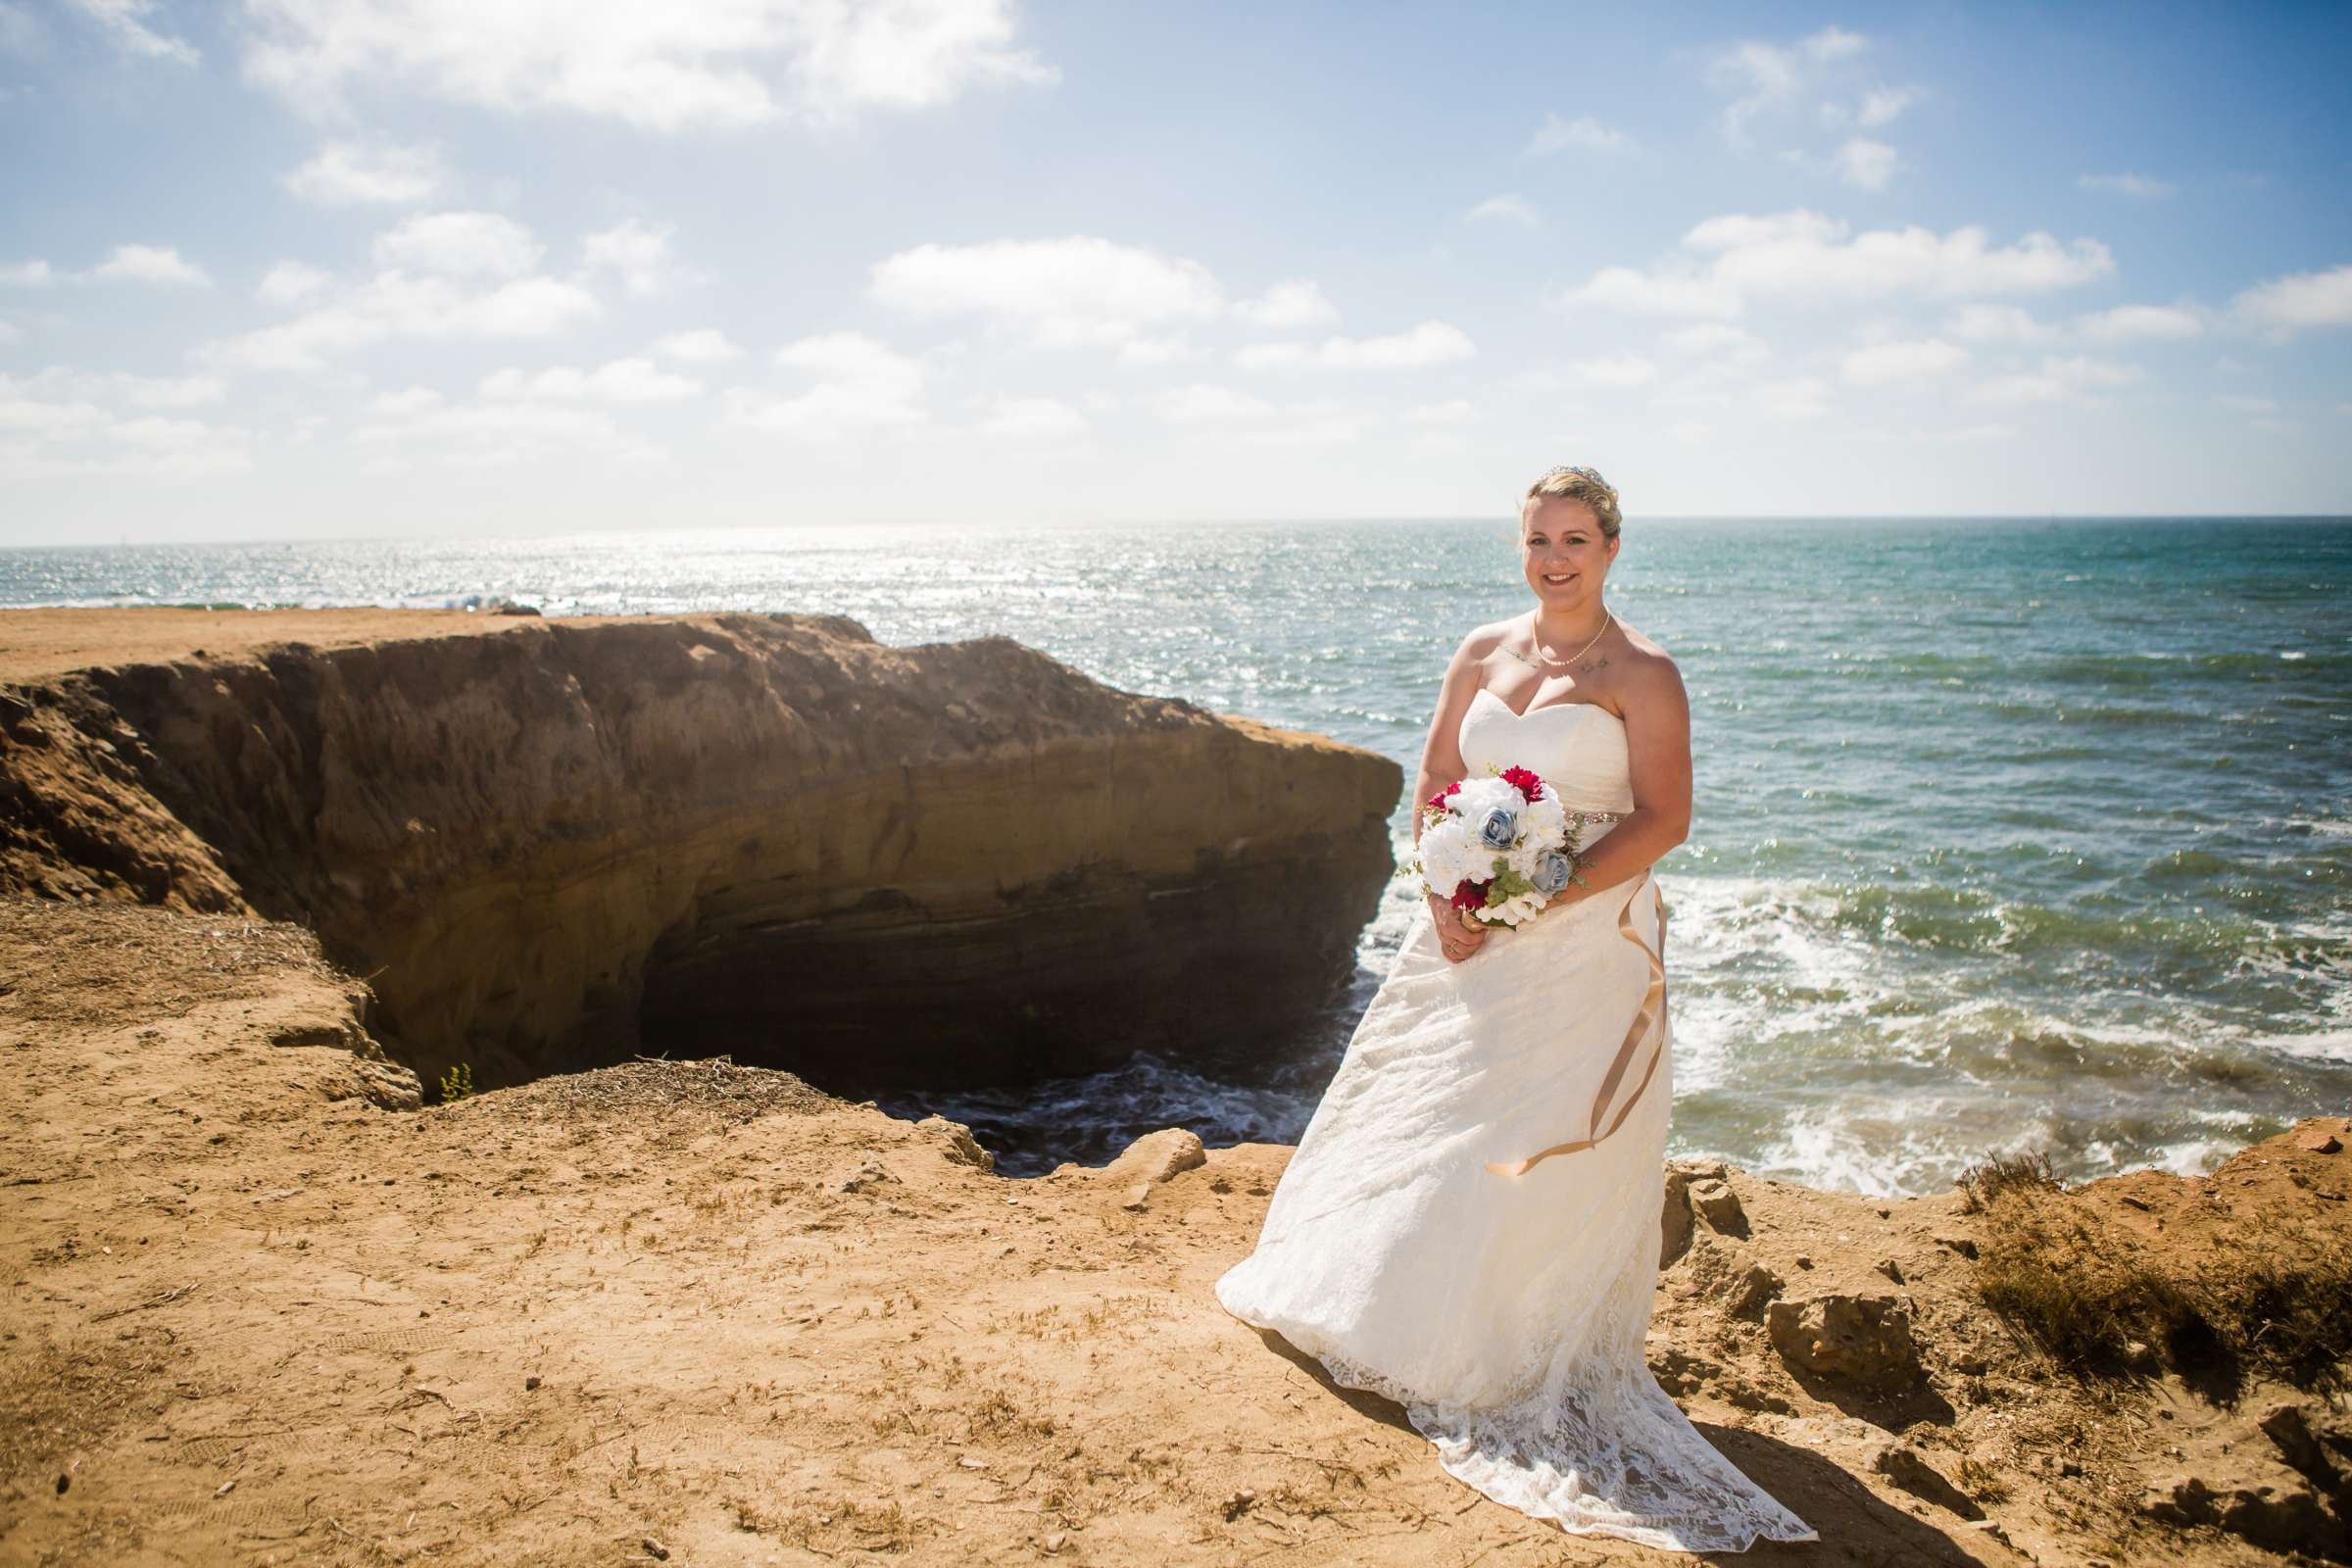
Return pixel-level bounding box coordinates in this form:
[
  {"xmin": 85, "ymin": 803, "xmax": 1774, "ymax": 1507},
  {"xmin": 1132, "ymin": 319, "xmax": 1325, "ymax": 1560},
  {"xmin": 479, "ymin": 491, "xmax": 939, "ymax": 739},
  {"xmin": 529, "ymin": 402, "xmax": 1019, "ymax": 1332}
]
[{"xmin": 1412, "ymin": 763, "xmax": 1587, "ymax": 930}]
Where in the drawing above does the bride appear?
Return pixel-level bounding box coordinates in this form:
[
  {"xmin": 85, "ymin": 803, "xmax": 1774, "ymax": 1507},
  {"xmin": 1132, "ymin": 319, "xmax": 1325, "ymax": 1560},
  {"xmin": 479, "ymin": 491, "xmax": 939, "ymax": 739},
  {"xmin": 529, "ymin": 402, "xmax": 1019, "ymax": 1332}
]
[{"xmin": 1214, "ymin": 465, "xmax": 1817, "ymax": 1551}]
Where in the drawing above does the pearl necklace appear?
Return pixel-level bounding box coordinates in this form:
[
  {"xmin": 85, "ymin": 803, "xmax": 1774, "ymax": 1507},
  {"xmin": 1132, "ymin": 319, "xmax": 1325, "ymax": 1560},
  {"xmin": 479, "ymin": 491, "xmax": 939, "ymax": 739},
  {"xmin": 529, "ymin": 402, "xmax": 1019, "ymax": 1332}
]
[{"xmin": 1505, "ymin": 609, "xmax": 1613, "ymax": 669}]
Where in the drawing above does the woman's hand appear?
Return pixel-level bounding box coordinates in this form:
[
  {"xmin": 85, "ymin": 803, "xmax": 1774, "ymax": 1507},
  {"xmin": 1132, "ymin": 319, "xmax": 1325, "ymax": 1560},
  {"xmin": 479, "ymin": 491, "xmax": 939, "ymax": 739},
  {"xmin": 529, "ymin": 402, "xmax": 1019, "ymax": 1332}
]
[{"xmin": 1430, "ymin": 892, "xmax": 1488, "ymax": 964}]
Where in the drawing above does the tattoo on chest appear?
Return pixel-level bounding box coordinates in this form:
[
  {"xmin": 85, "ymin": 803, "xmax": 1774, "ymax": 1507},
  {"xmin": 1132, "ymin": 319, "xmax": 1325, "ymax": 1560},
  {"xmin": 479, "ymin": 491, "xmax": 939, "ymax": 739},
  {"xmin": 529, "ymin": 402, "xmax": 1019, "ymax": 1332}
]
[{"xmin": 1576, "ymin": 655, "xmax": 1611, "ymax": 675}]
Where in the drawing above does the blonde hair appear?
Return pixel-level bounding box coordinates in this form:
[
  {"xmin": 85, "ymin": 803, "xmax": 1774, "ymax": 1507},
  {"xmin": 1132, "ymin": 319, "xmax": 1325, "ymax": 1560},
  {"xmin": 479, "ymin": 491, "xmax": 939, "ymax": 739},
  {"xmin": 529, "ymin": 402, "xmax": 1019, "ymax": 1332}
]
[{"xmin": 1523, "ymin": 465, "xmax": 1622, "ymax": 539}]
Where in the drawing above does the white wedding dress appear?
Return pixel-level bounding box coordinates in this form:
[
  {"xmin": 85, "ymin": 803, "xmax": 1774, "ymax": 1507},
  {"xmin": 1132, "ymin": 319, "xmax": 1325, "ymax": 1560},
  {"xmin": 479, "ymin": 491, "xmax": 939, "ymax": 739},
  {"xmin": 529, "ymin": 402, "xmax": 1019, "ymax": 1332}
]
[{"xmin": 1215, "ymin": 687, "xmax": 1817, "ymax": 1552}]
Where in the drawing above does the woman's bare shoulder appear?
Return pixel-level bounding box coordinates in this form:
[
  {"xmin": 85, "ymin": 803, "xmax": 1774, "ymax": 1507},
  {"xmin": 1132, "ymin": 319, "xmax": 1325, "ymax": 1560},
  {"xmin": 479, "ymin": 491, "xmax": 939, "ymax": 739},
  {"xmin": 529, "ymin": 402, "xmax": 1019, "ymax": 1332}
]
[
  {"xmin": 1611, "ymin": 621, "xmax": 1687, "ymax": 697},
  {"xmin": 1451, "ymin": 615, "xmax": 1523, "ymax": 663}
]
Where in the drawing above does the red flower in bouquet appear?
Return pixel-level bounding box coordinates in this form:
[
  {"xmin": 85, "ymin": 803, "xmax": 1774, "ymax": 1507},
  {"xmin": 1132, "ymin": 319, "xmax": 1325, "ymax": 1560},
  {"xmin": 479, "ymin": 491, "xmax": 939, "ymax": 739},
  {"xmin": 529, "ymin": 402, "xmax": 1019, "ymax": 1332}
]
[
  {"xmin": 1448, "ymin": 879, "xmax": 1488, "ymax": 912},
  {"xmin": 1499, "ymin": 765, "xmax": 1544, "ymax": 803},
  {"xmin": 1428, "ymin": 780, "xmax": 1462, "ymax": 810}
]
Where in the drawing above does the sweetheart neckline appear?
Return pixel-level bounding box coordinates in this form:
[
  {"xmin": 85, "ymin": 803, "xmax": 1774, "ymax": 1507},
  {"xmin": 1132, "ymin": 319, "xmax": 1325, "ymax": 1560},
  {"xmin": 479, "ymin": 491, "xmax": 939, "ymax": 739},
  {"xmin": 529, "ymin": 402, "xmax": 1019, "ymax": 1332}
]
[{"xmin": 1468, "ymin": 686, "xmax": 1625, "ymax": 725}]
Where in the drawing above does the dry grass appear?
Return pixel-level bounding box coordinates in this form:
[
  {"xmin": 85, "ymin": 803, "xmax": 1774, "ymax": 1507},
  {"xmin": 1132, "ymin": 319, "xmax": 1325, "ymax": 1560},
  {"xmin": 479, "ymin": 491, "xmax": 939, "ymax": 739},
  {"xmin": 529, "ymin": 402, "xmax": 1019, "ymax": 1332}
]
[
  {"xmin": 0, "ymin": 1332, "xmax": 172, "ymax": 1488},
  {"xmin": 476, "ymin": 1056, "xmax": 835, "ymax": 1125},
  {"xmin": 0, "ymin": 898, "xmax": 339, "ymax": 1025}
]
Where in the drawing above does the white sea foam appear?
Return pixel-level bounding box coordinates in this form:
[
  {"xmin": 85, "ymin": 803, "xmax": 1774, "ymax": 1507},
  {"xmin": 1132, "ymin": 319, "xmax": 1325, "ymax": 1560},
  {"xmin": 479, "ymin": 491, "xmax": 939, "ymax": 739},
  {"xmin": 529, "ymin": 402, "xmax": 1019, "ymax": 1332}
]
[{"xmin": 2242, "ymin": 1027, "xmax": 2352, "ymax": 1063}]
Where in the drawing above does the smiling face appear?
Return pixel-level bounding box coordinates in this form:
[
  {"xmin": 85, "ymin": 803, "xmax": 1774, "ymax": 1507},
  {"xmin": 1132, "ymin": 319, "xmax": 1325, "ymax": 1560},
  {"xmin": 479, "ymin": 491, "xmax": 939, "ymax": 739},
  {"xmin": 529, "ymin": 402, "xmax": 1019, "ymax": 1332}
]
[{"xmin": 1519, "ymin": 494, "xmax": 1619, "ymax": 610}]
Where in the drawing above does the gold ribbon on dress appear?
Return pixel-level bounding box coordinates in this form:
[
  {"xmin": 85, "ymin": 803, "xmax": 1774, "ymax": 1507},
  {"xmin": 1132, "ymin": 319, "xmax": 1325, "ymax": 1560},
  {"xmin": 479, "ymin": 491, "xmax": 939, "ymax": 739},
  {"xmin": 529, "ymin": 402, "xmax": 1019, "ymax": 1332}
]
[{"xmin": 1483, "ymin": 874, "xmax": 1670, "ymax": 1178}]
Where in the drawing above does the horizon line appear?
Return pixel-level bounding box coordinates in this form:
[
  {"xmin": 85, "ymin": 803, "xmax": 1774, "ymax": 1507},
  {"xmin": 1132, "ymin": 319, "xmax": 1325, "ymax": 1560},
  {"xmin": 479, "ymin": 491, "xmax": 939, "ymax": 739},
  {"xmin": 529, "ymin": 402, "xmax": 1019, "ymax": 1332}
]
[{"xmin": 11, "ymin": 511, "xmax": 2352, "ymax": 553}]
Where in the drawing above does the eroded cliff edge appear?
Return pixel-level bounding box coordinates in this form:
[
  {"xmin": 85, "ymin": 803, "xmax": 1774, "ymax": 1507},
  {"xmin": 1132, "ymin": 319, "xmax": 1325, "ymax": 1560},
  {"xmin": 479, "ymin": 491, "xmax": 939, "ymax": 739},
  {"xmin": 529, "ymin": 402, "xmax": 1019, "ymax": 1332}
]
[{"xmin": 0, "ymin": 609, "xmax": 1402, "ymax": 1095}]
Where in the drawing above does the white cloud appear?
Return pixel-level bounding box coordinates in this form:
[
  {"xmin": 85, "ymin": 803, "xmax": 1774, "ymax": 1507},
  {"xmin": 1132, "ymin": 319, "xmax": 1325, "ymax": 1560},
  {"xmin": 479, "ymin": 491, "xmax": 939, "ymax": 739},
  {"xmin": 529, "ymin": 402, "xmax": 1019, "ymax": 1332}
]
[
  {"xmin": 2078, "ymin": 172, "xmax": 2174, "ymax": 199},
  {"xmin": 443, "ymin": 275, "xmax": 598, "ymax": 335},
  {"xmin": 2230, "ymin": 264, "xmax": 2352, "ymax": 333},
  {"xmin": 205, "ymin": 270, "xmax": 600, "ymax": 370},
  {"xmin": 1558, "ymin": 211, "xmax": 2115, "ymax": 319},
  {"xmin": 869, "ymin": 236, "xmax": 1222, "ymax": 353},
  {"xmin": 257, "ymin": 260, "xmax": 333, "ymax": 307},
  {"xmin": 973, "ymin": 394, "xmax": 1087, "ymax": 441},
  {"xmin": 1757, "ymin": 375, "xmax": 1831, "ymax": 418},
  {"xmin": 67, "ymin": 0, "xmax": 194, "ymax": 64},
  {"xmin": 1112, "ymin": 335, "xmax": 1199, "ymax": 366},
  {"xmin": 0, "ymin": 260, "xmax": 54, "ymax": 287},
  {"xmin": 1244, "ymin": 408, "xmax": 1370, "ymax": 446},
  {"xmin": 723, "ymin": 330, "xmax": 927, "ymax": 441},
  {"xmin": 0, "ymin": 322, "xmax": 18, "ymax": 345},
  {"xmin": 1150, "ymin": 382, "xmax": 1366, "ymax": 444},
  {"xmin": 3, "ymin": 367, "xmax": 224, "ymax": 409},
  {"xmin": 1856, "ymin": 86, "xmax": 1914, "ymax": 127},
  {"xmin": 1155, "ymin": 383, "xmax": 1274, "ymax": 422},
  {"xmin": 0, "ymin": 369, "xmax": 246, "ymax": 482},
  {"xmin": 1660, "ymin": 323, "xmax": 1768, "ymax": 363},
  {"xmin": 1234, "ymin": 320, "xmax": 1474, "ymax": 370},
  {"xmin": 482, "ymin": 357, "xmax": 701, "ymax": 404},
  {"xmin": 1233, "ymin": 279, "xmax": 1339, "ymax": 330},
  {"xmin": 1969, "ymin": 354, "xmax": 2142, "ymax": 405},
  {"xmin": 283, "ymin": 140, "xmax": 445, "ymax": 206},
  {"xmin": 583, "ymin": 219, "xmax": 703, "ymax": 295},
  {"xmin": 89, "ymin": 244, "xmax": 209, "ymax": 286},
  {"xmin": 652, "ymin": 328, "xmax": 743, "ymax": 364},
  {"xmin": 1404, "ymin": 399, "xmax": 1477, "ymax": 426},
  {"xmin": 1840, "ymin": 337, "xmax": 1968, "ymax": 385},
  {"xmin": 1833, "ymin": 137, "xmax": 1898, "ymax": 191},
  {"xmin": 2076, "ymin": 304, "xmax": 2204, "ymax": 341},
  {"xmin": 372, "ymin": 212, "xmax": 542, "ymax": 279},
  {"xmin": 2217, "ymin": 394, "xmax": 2278, "ymax": 416},
  {"xmin": 1848, "ymin": 420, "xmax": 2015, "ymax": 445},
  {"xmin": 357, "ymin": 398, "xmax": 662, "ymax": 468},
  {"xmin": 240, "ymin": 0, "xmax": 1057, "ymax": 131},
  {"xmin": 372, "ymin": 385, "xmax": 441, "ymax": 417},
  {"xmin": 1563, "ymin": 269, "xmax": 1740, "ymax": 319},
  {"xmin": 1806, "ymin": 25, "xmax": 1867, "ymax": 61},
  {"xmin": 1466, "ymin": 194, "xmax": 1541, "ymax": 228},
  {"xmin": 1710, "ymin": 26, "xmax": 1867, "ymax": 147},
  {"xmin": 1525, "ymin": 114, "xmax": 1625, "ymax": 156},
  {"xmin": 1944, "ymin": 304, "xmax": 2052, "ymax": 343},
  {"xmin": 1569, "ymin": 354, "xmax": 1655, "ymax": 387}
]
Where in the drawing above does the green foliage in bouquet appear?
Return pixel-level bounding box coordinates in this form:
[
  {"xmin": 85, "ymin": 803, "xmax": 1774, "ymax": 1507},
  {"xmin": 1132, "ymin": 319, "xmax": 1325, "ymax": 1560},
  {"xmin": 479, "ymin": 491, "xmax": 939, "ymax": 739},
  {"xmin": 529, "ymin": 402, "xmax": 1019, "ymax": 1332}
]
[{"xmin": 1486, "ymin": 858, "xmax": 1536, "ymax": 904}]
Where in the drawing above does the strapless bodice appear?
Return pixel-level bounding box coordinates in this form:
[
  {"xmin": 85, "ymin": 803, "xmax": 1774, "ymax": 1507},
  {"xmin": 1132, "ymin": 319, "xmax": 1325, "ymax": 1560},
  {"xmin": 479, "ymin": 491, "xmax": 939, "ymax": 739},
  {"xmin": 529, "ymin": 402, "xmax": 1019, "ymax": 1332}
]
[{"xmin": 1457, "ymin": 687, "xmax": 1636, "ymax": 813}]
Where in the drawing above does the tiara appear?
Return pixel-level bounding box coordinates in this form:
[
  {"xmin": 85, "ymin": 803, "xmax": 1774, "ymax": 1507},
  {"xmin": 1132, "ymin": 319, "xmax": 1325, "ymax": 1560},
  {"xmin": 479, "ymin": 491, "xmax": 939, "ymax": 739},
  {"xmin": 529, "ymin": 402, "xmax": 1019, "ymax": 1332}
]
[{"xmin": 1565, "ymin": 464, "xmax": 1611, "ymax": 489}]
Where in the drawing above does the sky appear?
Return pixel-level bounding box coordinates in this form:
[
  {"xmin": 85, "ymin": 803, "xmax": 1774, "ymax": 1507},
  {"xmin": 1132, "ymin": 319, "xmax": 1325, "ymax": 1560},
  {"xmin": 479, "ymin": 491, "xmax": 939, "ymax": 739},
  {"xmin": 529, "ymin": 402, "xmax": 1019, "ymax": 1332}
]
[{"xmin": 2, "ymin": 0, "xmax": 2349, "ymax": 545}]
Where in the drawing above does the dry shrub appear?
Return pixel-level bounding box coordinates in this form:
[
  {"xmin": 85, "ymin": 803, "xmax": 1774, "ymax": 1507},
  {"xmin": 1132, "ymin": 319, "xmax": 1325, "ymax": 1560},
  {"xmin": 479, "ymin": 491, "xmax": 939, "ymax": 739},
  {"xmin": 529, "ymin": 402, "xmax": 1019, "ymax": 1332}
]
[
  {"xmin": 1955, "ymin": 1151, "xmax": 2061, "ymax": 1214},
  {"xmin": 2193, "ymin": 1215, "xmax": 2352, "ymax": 1392},
  {"xmin": 1963, "ymin": 1155, "xmax": 2352, "ymax": 1391},
  {"xmin": 1967, "ymin": 1179, "xmax": 2209, "ymax": 1373}
]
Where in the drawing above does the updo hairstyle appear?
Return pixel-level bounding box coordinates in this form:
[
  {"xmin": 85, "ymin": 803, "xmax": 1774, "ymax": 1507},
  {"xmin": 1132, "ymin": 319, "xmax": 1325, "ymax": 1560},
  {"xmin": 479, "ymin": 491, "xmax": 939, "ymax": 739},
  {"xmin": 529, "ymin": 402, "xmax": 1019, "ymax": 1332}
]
[{"xmin": 1523, "ymin": 465, "xmax": 1622, "ymax": 540}]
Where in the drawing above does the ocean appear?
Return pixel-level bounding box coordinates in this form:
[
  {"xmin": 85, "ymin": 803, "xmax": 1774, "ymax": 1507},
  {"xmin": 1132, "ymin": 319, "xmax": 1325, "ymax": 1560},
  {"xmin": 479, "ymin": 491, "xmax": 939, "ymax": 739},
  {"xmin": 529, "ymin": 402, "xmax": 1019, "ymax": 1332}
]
[{"xmin": 7, "ymin": 514, "xmax": 2348, "ymax": 1195}]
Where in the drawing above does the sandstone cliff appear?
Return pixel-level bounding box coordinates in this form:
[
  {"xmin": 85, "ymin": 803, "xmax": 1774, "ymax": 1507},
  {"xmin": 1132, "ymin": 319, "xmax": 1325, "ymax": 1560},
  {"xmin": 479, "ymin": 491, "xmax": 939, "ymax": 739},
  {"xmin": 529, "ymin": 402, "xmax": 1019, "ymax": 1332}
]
[{"xmin": 0, "ymin": 609, "xmax": 1401, "ymax": 1098}]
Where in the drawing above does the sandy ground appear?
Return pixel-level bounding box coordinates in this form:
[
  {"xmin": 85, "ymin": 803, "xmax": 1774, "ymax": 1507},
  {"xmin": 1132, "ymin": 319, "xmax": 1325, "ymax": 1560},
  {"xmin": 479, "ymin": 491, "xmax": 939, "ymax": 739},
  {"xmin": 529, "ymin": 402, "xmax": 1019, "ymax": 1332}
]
[{"xmin": 2, "ymin": 899, "xmax": 2337, "ymax": 1568}]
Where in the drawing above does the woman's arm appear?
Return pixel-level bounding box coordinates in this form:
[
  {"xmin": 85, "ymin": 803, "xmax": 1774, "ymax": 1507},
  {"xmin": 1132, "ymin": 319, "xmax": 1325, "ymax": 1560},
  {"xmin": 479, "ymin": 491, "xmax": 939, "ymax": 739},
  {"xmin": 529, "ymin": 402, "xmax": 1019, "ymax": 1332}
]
[
  {"xmin": 1412, "ymin": 630, "xmax": 1497, "ymax": 848},
  {"xmin": 1548, "ymin": 652, "xmax": 1691, "ymax": 907}
]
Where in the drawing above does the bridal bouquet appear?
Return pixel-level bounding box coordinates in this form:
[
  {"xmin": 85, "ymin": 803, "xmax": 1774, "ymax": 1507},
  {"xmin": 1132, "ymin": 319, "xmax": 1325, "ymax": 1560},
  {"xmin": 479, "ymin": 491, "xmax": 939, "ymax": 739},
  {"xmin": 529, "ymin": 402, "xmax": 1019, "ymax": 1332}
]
[{"xmin": 1414, "ymin": 765, "xmax": 1592, "ymax": 928}]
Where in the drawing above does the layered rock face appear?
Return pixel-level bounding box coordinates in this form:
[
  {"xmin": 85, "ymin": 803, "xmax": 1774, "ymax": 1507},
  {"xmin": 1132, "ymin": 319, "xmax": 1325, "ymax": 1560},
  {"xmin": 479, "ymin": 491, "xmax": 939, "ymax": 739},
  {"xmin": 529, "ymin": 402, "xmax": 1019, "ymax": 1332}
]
[{"xmin": 0, "ymin": 612, "xmax": 1401, "ymax": 1096}]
